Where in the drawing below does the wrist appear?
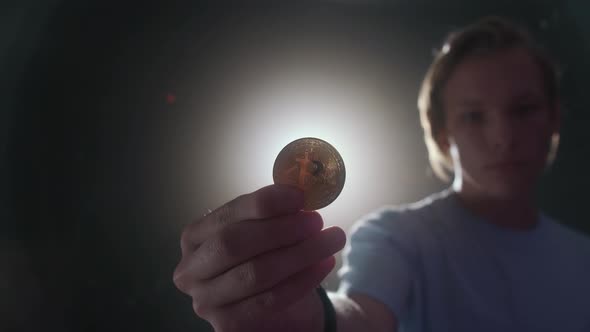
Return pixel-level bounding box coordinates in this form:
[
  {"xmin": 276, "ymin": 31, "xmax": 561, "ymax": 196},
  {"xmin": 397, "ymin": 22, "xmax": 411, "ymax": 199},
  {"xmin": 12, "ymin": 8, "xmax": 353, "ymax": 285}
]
[{"xmin": 316, "ymin": 286, "xmax": 337, "ymax": 332}]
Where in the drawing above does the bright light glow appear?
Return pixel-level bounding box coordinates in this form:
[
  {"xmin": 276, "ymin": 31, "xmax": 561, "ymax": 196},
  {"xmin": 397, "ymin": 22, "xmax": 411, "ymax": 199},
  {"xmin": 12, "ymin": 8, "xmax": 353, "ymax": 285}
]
[{"xmin": 212, "ymin": 65, "xmax": 413, "ymax": 227}]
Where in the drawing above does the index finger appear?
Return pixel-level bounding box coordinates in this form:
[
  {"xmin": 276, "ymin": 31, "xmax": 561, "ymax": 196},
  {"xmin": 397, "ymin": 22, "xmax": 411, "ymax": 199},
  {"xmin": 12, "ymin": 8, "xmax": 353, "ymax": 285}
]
[{"xmin": 180, "ymin": 184, "xmax": 304, "ymax": 255}]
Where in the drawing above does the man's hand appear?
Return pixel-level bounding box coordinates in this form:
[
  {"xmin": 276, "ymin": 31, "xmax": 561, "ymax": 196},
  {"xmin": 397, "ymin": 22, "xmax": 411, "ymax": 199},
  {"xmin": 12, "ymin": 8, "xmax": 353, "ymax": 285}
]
[{"xmin": 173, "ymin": 184, "xmax": 346, "ymax": 331}]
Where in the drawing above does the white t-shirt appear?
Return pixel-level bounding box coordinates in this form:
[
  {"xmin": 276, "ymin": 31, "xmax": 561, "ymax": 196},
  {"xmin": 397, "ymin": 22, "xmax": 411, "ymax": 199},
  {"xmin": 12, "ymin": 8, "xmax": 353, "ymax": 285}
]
[{"xmin": 337, "ymin": 188, "xmax": 590, "ymax": 332}]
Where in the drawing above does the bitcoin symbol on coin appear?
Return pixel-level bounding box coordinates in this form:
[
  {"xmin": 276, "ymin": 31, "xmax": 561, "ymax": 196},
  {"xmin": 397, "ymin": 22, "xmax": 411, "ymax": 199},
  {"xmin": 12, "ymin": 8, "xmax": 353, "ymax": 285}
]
[{"xmin": 273, "ymin": 137, "xmax": 345, "ymax": 211}]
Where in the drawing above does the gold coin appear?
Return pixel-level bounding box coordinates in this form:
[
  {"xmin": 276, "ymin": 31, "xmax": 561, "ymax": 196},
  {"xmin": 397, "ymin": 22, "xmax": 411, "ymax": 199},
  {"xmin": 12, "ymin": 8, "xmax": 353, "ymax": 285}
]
[{"xmin": 273, "ymin": 137, "xmax": 345, "ymax": 211}]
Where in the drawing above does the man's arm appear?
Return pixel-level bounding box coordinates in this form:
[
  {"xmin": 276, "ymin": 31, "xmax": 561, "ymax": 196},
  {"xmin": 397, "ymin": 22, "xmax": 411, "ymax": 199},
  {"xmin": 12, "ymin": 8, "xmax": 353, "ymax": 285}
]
[{"xmin": 328, "ymin": 292, "xmax": 398, "ymax": 332}]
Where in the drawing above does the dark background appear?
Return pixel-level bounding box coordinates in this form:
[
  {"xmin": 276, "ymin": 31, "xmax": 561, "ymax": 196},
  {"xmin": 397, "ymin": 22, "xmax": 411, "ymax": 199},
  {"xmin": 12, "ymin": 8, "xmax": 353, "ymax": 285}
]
[{"xmin": 3, "ymin": 1, "xmax": 590, "ymax": 331}]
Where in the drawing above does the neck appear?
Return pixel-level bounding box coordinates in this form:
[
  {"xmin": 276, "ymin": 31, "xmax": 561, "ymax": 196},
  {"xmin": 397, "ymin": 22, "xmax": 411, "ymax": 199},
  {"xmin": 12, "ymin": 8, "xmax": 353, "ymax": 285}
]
[{"xmin": 452, "ymin": 182, "xmax": 539, "ymax": 231}]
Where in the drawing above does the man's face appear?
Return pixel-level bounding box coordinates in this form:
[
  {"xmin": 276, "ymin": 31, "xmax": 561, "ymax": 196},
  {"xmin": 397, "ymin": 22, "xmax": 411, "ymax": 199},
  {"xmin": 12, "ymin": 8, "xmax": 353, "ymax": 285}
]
[{"xmin": 440, "ymin": 47, "xmax": 559, "ymax": 199}]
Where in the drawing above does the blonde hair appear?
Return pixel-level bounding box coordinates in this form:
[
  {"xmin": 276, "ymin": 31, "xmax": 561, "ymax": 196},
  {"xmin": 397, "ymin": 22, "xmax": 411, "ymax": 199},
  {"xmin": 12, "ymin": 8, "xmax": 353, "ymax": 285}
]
[{"xmin": 418, "ymin": 16, "xmax": 561, "ymax": 181}]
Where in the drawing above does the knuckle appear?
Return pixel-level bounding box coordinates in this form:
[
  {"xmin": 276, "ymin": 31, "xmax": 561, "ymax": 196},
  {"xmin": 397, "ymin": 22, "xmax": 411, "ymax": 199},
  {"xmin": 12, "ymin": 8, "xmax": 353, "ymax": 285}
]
[
  {"xmin": 172, "ymin": 269, "xmax": 186, "ymax": 291},
  {"xmin": 215, "ymin": 229, "xmax": 239, "ymax": 260},
  {"xmin": 180, "ymin": 219, "xmax": 201, "ymax": 251},
  {"xmin": 172, "ymin": 264, "xmax": 192, "ymax": 292},
  {"xmin": 173, "ymin": 270, "xmax": 199, "ymax": 295},
  {"xmin": 202, "ymin": 232, "xmax": 235, "ymax": 265},
  {"xmin": 192, "ymin": 297, "xmax": 213, "ymax": 319},
  {"xmin": 201, "ymin": 237, "xmax": 222, "ymax": 260},
  {"xmin": 253, "ymin": 290, "xmax": 277, "ymax": 311},
  {"xmin": 191, "ymin": 298, "xmax": 203, "ymax": 317},
  {"xmin": 192, "ymin": 284, "xmax": 217, "ymax": 312},
  {"xmin": 180, "ymin": 224, "xmax": 192, "ymax": 244},
  {"xmin": 216, "ymin": 203, "xmax": 235, "ymax": 225},
  {"xmin": 233, "ymin": 262, "xmax": 259, "ymax": 288},
  {"xmin": 172, "ymin": 261, "xmax": 182, "ymax": 279}
]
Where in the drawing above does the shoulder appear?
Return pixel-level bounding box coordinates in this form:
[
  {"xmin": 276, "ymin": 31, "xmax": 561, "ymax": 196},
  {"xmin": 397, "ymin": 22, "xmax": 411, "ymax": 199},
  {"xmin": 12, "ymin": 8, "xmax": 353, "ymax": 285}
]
[
  {"xmin": 348, "ymin": 189, "xmax": 453, "ymax": 243},
  {"xmin": 542, "ymin": 215, "xmax": 590, "ymax": 256}
]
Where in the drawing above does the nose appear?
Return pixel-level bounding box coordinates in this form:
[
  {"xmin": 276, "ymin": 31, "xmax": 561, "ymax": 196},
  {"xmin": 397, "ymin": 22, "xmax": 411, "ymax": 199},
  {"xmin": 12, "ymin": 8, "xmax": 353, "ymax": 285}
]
[{"xmin": 487, "ymin": 112, "xmax": 518, "ymax": 153}]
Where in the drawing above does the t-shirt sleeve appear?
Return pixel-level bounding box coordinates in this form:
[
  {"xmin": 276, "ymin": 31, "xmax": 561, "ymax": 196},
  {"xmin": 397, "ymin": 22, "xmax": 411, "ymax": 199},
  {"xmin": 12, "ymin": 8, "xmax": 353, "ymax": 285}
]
[{"xmin": 336, "ymin": 207, "xmax": 418, "ymax": 322}]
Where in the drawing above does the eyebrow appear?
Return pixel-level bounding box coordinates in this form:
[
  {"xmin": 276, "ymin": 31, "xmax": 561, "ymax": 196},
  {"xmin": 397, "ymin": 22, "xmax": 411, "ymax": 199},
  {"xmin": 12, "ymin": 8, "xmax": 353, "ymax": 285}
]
[
  {"xmin": 454, "ymin": 92, "xmax": 544, "ymax": 107},
  {"xmin": 455, "ymin": 99, "xmax": 483, "ymax": 107},
  {"xmin": 511, "ymin": 92, "xmax": 544, "ymax": 102}
]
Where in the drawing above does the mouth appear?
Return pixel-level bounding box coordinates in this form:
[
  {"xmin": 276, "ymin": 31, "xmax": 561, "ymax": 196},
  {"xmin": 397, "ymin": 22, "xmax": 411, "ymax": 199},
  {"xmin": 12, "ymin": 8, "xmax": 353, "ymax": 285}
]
[{"xmin": 485, "ymin": 161, "xmax": 529, "ymax": 171}]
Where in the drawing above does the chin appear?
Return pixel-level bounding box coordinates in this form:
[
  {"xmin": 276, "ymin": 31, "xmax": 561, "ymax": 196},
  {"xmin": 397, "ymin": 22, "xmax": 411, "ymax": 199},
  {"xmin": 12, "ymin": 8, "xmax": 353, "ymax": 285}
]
[
  {"xmin": 482, "ymin": 179, "xmax": 534, "ymax": 200},
  {"xmin": 458, "ymin": 167, "xmax": 539, "ymax": 200}
]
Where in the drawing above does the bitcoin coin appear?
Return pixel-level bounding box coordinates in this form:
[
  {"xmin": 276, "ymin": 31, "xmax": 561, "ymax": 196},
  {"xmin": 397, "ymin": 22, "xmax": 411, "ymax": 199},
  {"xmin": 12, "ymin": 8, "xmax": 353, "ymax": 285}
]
[{"xmin": 273, "ymin": 137, "xmax": 345, "ymax": 211}]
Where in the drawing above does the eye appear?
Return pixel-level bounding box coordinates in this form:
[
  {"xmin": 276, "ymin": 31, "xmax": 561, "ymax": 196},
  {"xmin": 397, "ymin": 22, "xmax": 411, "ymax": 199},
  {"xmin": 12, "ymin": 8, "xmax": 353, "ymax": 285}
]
[
  {"xmin": 460, "ymin": 110, "xmax": 484, "ymax": 124},
  {"xmin": 514, "ymin": 103, "xmax": 540, "ymax": 116}
]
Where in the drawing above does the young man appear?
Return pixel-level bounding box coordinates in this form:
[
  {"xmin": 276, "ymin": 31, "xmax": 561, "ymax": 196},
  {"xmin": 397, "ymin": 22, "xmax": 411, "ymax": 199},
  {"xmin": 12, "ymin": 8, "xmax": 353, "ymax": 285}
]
[
  {"xmin": 335, "ymin": 16, "xmax": 590, "ymax": 331},
  {"xmin": 173, "ymin": 17, "xmax": 590, "ymax": 331}
]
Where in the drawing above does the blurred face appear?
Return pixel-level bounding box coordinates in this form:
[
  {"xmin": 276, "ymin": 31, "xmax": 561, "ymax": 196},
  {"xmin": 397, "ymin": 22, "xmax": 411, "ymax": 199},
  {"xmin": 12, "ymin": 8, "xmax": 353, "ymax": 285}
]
[{"xmin": 440, "ymin": 47, "xmax": 559, "ymax": 199}]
